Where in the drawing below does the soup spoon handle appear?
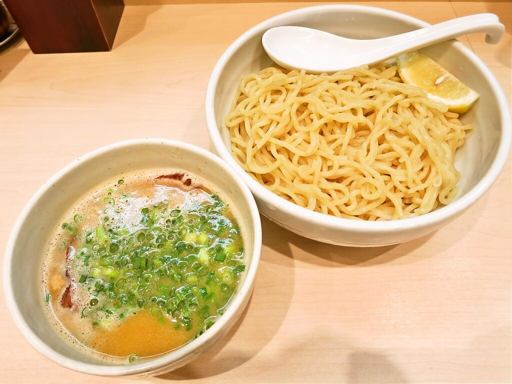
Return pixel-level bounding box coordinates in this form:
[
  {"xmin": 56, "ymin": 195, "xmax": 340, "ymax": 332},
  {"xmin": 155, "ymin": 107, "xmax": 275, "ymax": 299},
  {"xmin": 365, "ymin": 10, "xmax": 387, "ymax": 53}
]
[{"xmin": 376, "ymin": 13, "xmax": 504, "ymax": 50}]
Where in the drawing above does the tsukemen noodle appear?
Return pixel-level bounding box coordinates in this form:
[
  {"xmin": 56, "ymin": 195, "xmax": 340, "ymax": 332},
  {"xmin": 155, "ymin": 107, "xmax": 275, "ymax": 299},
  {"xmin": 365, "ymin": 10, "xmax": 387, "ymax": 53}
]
[{"xmin": 225, "ymin": 62, "xmax": 472, "ymax": 220}]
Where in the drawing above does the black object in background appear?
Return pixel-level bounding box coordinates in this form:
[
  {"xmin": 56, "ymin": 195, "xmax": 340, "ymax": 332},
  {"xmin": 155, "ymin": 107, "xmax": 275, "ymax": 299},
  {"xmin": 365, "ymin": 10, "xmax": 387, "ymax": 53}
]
[{"xmin": 3, "ymin": 0, "xmax": 124, "ymax": 54}]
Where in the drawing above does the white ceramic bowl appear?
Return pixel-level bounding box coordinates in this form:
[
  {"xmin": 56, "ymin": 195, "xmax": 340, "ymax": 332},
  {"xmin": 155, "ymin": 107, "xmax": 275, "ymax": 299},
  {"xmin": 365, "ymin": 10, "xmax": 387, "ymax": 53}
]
[
  {"xmin": 3, "ymin": 139, "xmax": 262, "ymax": 376},
  {"xmin": 206, "ymin": 4, "xmax": 511, "ymax": 246}
]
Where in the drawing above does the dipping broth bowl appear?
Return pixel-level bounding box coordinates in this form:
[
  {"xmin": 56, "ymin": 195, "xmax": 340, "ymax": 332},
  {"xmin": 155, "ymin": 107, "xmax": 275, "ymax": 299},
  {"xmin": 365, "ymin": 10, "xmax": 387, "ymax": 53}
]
[{"xmin": 3, "ymin": 139, "xmax": 262, "ymax": 376}]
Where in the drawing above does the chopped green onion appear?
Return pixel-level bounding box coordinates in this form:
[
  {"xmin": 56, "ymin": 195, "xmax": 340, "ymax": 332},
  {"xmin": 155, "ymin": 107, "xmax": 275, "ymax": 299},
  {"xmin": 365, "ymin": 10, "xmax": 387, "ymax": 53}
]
[
  {"xmin": 63, "ymin": 183, "xmax": 245, "ymax": 334},
  {"xmin": 95, "ymin": 225, "xmax": 107, "ymax": 244},
  {"xmin": 214, "ymin": 249, "xmax": 226, "ymax": 262},
  {"xmin": 61, "ymin": 222, "xmax": 77, "ymax": 236},
  {"xmin": 73, "ymin": 214, "xmax": 83, "ymax": 224}
]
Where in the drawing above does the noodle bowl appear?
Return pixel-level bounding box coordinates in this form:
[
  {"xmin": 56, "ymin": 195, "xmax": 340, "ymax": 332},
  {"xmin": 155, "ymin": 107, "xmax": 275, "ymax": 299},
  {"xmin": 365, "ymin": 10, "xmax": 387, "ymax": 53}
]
[{"xmin": 225, "ymin": 64, "xmax": 472, "ymax": 220}]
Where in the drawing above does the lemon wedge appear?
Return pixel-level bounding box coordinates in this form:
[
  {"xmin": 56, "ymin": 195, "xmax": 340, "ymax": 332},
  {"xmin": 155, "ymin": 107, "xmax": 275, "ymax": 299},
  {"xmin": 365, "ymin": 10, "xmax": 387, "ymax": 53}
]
[{"xmin": 397, "ymin": 52, "xmax": 479, "ymax": 113}]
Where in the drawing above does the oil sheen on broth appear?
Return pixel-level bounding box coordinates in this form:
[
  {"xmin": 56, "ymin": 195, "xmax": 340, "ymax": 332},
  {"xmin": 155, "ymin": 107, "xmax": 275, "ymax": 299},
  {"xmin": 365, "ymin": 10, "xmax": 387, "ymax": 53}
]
[{"xmin": 43, "ymin": 170, "xmax": 245, "ymax": 362}]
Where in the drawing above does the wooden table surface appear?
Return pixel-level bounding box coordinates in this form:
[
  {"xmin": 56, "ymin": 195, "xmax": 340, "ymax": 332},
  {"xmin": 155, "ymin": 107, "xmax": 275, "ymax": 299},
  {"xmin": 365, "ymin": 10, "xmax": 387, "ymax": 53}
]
[{"xmin": 0, "ymin": 1, "xmax": 511, "ymax": 383}]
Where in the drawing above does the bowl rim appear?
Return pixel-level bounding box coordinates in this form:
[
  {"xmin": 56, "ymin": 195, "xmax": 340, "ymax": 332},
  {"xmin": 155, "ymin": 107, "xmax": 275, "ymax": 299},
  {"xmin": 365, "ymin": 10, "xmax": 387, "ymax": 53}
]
[
  {"xmin": 206, "ymin": 4, "xmax": 512, "ymax": 233},
  {"xmin": 3, "ymin": 138, "xmax": 262, "ymax": 376}
]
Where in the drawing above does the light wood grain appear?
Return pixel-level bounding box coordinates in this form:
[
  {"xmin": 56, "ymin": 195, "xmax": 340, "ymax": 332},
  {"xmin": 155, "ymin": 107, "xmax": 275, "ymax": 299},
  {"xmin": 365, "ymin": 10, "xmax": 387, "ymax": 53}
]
[{"xmin": 0, "ymin": 2, "xmax": 511, "ymax": 383}]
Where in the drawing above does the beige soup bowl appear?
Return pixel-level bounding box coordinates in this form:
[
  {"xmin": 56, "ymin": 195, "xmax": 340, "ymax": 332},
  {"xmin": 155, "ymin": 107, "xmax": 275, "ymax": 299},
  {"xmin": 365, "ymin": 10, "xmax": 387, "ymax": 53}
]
[
  {"xmin": 3, "ymin": 139, "xmax": 262, "ymax": 376},
  {"xmin": 206, "ymin": 4, "xmax": 511, "ymax": 246}
]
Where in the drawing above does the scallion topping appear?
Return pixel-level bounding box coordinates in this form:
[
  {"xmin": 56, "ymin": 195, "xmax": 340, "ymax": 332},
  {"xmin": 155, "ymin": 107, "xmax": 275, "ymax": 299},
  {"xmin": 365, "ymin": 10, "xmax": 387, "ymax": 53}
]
[{"xmin": 68, "ymin": 187, "xmax": 245, "ymax": 335}]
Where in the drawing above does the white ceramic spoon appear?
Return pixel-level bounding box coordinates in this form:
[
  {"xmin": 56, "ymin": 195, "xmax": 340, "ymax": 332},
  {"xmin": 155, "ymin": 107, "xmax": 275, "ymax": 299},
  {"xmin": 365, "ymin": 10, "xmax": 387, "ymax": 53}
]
[{"xmin": 262, "ymin": 13, "xmax": 504, "ymax": 73}]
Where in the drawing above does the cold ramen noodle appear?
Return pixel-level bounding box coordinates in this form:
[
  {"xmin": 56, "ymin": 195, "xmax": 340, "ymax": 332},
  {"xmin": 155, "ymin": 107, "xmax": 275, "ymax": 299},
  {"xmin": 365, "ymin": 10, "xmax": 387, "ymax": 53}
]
[
  {"xmin": 43, "ymin": 170, "xmax": 245, "ymax": 361},
  {"xmin": 225, "ymin": 59, "xmax": 473, "ymax": 220}
]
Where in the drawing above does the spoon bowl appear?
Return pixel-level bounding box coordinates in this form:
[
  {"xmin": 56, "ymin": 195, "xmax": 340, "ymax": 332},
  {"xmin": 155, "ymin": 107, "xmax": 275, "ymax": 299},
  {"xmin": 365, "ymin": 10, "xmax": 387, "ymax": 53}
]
[{"xmin": 262, "ymin": 13, "xmax": 504, "ymax": 72}]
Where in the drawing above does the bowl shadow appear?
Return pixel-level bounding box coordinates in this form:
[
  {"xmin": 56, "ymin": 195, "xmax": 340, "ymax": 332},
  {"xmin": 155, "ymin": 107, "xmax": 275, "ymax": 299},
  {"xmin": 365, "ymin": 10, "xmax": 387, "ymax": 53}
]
[
  {"xmin": 261, "ymin": 190, "xmax": 486, "ymax": 268},
  {"xmin": 261, "ymin": 216, "xmax": 424, "ymax": 268},
  {"xmin": 188, "ymin": 330, "xmax": 409, "ymax": 383},
  {"xmin": 284, "ymin": 333, "xmax": 404, "ymax": 382}
]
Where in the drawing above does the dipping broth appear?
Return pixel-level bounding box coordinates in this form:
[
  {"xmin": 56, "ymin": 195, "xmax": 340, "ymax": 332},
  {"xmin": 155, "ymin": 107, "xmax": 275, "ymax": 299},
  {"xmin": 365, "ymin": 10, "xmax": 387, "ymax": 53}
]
[{"xmin": 43, "ymin": 170, "xmax": 245, "ymax": 362}]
